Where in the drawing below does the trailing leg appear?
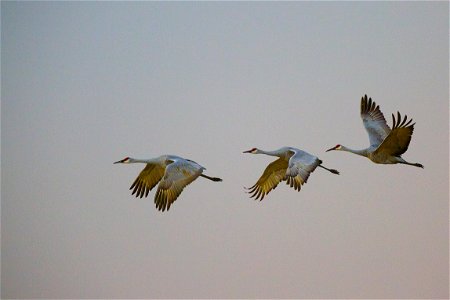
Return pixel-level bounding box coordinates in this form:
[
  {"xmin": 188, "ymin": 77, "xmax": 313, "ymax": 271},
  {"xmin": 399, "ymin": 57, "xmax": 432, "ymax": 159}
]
[
  {"xmin": 200, "ymin": 174, "xmax": 223, "ymax": 181},
  {"xmin": 318, "ymin": 164, "xmax": 340, "ymax": 175}
]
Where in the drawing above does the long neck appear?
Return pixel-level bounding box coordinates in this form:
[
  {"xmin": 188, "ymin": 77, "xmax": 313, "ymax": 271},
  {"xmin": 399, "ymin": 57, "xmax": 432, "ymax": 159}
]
[
  {"xmin": 129, "ymin": 157, "xmax": 157, "ymax": 164},
  {"xmin": 256, "ymin": 148, "xmax": 285, "ymax": 157},
  {"xmin": 340, "ymin": 146, "xmax": 369, "ymax": 157}
]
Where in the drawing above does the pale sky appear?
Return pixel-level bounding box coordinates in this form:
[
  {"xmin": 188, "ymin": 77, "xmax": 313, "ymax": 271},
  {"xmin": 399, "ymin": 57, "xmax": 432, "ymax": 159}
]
[{"xmin": 2, "ymin": 2, "xmax": 448, "ymax": 299}]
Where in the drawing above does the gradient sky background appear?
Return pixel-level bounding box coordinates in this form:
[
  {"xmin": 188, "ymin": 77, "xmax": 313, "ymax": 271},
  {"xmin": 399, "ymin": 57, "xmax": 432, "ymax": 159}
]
[{"xmin": 2, "ymin": 2, "xmax": 448, "ymax": 299}]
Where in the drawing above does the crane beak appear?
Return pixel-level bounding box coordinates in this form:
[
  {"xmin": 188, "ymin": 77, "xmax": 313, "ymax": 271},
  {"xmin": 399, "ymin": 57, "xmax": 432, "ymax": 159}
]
[
  {"xmin": 114, "ymin": 157, "xmax": 131, "ymax": 164},
  {"xmin": 243, "ymin": 149, "xmax": 252, "ymax": 153},
  {"xmin": 326, "ymin": 147, "xmax": 335, "ymax": 152}
]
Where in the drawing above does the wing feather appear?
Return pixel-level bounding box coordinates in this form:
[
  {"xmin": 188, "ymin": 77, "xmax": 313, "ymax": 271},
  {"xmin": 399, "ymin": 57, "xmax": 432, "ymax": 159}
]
[
  {"xmin": 154, "ymin": 160, "xmax": 203, "ymax": 211},
  {"xmin": 374, "ymin": 112, "xmax": 415, "ymax": 157},
  {"xmin": 360, "ymin": 94, "xmax": 391, "ymax": 148},
  {"xmin": 129, "ymin": 163, "xmax": 165, "ymax": 198},
  {"xmin": 285, "ymin": 150, "xmax": 321, "ymax": 192},
  {"xmin": 246, "ymin": 158, "xmax": 288, "ymax": 201}
]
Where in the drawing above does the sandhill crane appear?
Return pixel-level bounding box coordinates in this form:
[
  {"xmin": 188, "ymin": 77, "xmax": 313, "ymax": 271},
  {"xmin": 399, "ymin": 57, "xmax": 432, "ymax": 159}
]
[
  {"xmin": 326, "ymin": 94, "xmax": 423, "ymax": 168},
  {"xmin": 114, "ymin": 155, "xmax": 222, "ymax": 211},
  {"xmin": 243, "ymin": 147, "xmax": 339, "ymax": 200}
]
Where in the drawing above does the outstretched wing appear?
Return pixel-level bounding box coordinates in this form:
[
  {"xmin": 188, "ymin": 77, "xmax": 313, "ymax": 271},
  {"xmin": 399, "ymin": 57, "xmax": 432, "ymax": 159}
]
[
  {"xmin": 374, "ymin": 111, "xmax": 415, "ymax": 157},
  {"xmin": 154, "ymin": 159, "xmax": 203, "ymax": 211},
  {"xmin": 130, "ymin": 163, "xmax": 165, "ymax": 198},
  {"xmin": 285, "ymin": 150, "xmax": 321, "ymax": 191},
  {"xmin": 360, "ymin": 94, "xmax": 391, "ymax": 148},
  {"xmin": 246, "ymin": 157, "xmax": 288, "ymax": 201}
]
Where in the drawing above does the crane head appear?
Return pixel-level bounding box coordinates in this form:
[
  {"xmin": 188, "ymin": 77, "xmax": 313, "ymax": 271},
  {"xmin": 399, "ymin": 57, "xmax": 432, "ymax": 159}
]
[
  {"xmin": 326, "ymin": 144, "xmax": 342, "ymax": 152},
  {"xmin": 114, "ymin": 156, "xmax": 131, "ymax": 164},
  {"xmin": 243, "ymin": 148, "xmax": 258, "ymax": 154}
]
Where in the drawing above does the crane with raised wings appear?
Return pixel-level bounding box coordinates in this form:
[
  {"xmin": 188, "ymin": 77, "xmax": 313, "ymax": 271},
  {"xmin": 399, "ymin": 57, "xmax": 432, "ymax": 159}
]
[{"xmin": 326, "ymin": 94, "xmax": 423, "ymax": 168}]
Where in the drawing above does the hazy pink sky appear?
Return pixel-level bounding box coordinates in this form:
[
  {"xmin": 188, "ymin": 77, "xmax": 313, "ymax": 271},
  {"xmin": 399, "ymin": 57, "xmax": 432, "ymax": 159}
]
[{"xmin": 2, "ymin": 2, "xmax": 448, "ymax": 298}]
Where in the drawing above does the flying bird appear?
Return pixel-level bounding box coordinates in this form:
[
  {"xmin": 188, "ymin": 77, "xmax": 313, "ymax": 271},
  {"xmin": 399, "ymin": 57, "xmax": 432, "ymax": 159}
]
[
  {"xmin": 326, "ymin": 94, "xmax": 423, "ymax": 168},
  {"xmin": 114, "ymin": 155, "xmax": 222, "ymax": 211},
  {"xmin": 243, "ymin": 147, "xmax": 339, "ymax": 200}
]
